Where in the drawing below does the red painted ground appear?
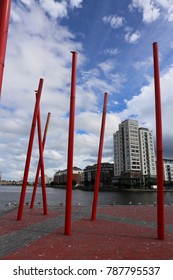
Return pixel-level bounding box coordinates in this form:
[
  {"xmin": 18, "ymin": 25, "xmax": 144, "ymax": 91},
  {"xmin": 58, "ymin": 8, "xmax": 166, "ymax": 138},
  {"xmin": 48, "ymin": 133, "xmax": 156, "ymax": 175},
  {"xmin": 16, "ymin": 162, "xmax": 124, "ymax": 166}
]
[
  {"xmin": 0, "ymin": 207, "xmax": 63, "ymax": 236},
  {"xmin": 0, "ymin": 205, "xmax": 173, "ymax": 260}
]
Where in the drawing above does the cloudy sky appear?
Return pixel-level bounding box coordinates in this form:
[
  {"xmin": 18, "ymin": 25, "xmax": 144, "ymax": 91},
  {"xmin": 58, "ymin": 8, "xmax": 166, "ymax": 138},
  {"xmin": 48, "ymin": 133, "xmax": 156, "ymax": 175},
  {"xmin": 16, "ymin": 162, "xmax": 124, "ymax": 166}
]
[{"xmin": 1, "ymin": 0, "xmax": 173, "ymax": 181}]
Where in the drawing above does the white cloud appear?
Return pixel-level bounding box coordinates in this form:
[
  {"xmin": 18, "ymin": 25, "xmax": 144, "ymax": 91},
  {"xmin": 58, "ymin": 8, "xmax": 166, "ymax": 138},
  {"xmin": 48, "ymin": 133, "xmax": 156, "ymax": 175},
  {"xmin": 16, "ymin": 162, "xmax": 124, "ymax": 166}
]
[
  {"xmin": 125, "ymin": 30, "xmax": 141, "ymax": 43},
  {"xmin": 75, "ymin": 85, "xmax": 98, "ymax": 112},
  {"xmin": 129, "ymin": 0, "xmax": 160, "ymax": 23},
  {"xmin": 103, "ymin": 15, "xmax": 124, "ymax": 29},
  {"xmin": 20, "ymin": 0, "xmax": 32, "ymax": 6},
  {"xmin": 44, "ymin": 150, "xmax": 64, "ymax": 161},
  {"xmin": 130, "ymin": 0, "xmax": 173, "ymax": 23},
  {"xmin": 75, "ymin": 111, "xmax": 121, "ymax": 167},
  {"xmin": 0, "ymin": 1, "xmax": 85, "ymax": 180},
  {"xmin": 134, "ymin": 56, "xmax": 153, "ymax": 70},
  {"xmin": 98, "ymin": 60, "xmax": 115, "ymax": 74},
  {"xmin": 2, "ymin": 0, "xmax": 173, "ymax": 182},
  {"xmin": 112, "ymin": 101, "xmax": 119, "ymax": 105},
  {"xmin": 39, "ymin": 0, "xmax": 68, "ymax": 19},
  {"xmin": 80, "ymin": 68, "xmax": 125, "ymax": 95},
  {"xmin": 1, "ymin": 0, "xmax": 122, "ymax": 181},
  {"xmin": 156, "ymin": 0, "xmax": 173, "ymax": 21},
  {"xmin": 103, "ymin": 48, "xmax": 119, "ymax": 55},
  {"xmin": 38, "ymin": 0, "xmax": 83, "ymax": 19},
  {"xmin": 118, "ymin": 65, "xmax": 173, "ymax": 158},
  {"xmin": 80, "ymin": 59, "xmax": 126, "ymax": 96},
  {"xmin": 10, "ymin": 9, "xmax": 22, "ymax": 23},
  {"xmin": 69, "ymin": 0, "xmax": 83, "ymax": 8}
]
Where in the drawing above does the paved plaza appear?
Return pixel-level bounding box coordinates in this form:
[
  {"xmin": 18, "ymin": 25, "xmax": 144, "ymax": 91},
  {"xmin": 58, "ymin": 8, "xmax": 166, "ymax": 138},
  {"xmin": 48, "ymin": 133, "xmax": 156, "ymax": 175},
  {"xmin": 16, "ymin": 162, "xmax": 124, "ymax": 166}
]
[{"xmin": 0, "ymin": 205, "xmax": 173, "ymax": 260}]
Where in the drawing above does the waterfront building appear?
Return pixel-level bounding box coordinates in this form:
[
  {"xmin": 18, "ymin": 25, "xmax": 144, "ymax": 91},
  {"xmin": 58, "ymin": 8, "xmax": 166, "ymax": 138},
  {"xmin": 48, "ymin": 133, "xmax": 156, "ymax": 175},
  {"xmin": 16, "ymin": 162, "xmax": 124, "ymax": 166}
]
[
  {"xmin": 138, "ymin": 127, "xmax": 156, "ymax": 177},
  {"xmin": 83, "ymin": 162, "xmax": 114, "ymax": 187},
  {"xmin": 113, "ymin": 119, "xmax": 156, "ymax": 187},
  {"xmin": 113, "ymin": 119, "xmax": 141, "ymax": 177},
  {"xmin": 163, "ymin": 159, "xmax": 173, "ymax": 182},
  {"xmin": 54, "ymin": 167, "xmax": 83, "ymax": 185}
]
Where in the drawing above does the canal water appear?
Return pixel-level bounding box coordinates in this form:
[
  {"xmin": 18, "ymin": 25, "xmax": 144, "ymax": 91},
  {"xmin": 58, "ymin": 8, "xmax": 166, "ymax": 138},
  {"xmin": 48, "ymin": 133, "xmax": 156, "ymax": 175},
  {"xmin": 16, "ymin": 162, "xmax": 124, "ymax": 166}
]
[{"xmin": 0, "ymin": 185, "xmax": 173, "ymax": 211}]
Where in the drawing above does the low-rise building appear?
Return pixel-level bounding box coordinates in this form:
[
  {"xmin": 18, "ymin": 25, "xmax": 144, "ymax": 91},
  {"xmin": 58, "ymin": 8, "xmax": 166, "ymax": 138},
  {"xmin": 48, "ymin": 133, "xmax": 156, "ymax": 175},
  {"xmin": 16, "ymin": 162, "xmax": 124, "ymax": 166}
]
[
  {"xmin": 54, "ymin": 167, "xmax": 83, "ymax": 185},
  {"xmin": 83, "ymin": 162, "xmax": 114, "ymax": 187}
]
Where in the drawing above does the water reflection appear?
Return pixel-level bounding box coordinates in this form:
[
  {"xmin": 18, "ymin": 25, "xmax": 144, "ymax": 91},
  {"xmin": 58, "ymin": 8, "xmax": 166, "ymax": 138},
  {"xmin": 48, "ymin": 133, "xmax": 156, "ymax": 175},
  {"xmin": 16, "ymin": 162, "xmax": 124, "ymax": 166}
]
[{"xmin": 0, "ymin": 185, "xmax": 173, "ymax": 210}]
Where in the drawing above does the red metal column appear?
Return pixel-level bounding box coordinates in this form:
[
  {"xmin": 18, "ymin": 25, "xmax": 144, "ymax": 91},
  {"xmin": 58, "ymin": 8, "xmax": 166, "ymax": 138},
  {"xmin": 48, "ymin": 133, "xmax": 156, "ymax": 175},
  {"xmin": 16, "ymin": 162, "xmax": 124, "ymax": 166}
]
[
  {"xmin": 36, "ymin": 102, "xmax": 48, "ymax": 215},
  {"xmin": 0, "ymin": 0, "xmax": 11, "ymax": 97},
  {"xmin": 153, "ymin": 42, "xmax": 164, "ymax": 240},
  {"xmin": 17, "ymin": 78, "xmax": 44, "ymax": 220},
  {"xmin": 64, "ymin": 51, "xmax": 78, "ymax": 235},
  {"xmin": 30, "ymin": 112, "xmax": 51, "ymax": 209},
  {"xmin": 91, "ymin": 92, "xmax": 108, "ymax": 221}
]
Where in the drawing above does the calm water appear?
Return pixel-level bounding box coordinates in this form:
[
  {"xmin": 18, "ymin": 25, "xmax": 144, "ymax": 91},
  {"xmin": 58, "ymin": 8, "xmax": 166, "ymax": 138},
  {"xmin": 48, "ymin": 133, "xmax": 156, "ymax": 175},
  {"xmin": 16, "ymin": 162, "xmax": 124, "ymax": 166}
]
[{"xmin": 0, "ymin": 185, "xmax": 173, "ymax": 211}]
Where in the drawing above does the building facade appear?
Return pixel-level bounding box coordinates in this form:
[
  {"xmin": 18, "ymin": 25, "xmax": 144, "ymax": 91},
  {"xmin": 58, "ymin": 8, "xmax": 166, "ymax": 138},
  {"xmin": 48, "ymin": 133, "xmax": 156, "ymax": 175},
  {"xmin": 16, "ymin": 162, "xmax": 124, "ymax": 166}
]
[
  {"xmin": 139, "ymin": 128, "xmax": 156, "ymax": 177},
  {"xmin": 163, "ymin": 159, "xmax": 173, "ymax": 182},
  {"xmin": 114, "ymin": 119, "xmax": 141, "ymax": 177},
  {"xmin": 54, "ymin": 167, "xmax": 83, "ymax": 185},
  {"xmin": 113, "ymin": 119, "xmax": 156, "ymax": 184},
  {"xmin": 83, "ymin": 162, "xmax": 114, "ymax": 187}
]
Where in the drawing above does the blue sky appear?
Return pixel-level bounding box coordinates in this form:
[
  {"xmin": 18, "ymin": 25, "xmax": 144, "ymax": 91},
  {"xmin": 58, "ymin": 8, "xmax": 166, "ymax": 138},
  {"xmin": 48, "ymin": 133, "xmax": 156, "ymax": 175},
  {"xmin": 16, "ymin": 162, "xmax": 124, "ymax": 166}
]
[{"xmin": 1, "ymin": 0, "xmax": 173, "ymax": 180}]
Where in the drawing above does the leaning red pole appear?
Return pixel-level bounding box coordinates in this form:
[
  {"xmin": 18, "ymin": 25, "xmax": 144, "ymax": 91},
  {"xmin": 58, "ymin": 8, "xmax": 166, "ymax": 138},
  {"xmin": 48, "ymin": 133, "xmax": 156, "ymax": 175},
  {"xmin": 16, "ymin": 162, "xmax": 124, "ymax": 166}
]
[
  {"xmin": 0, "ymin": 0, "xmax": 11, "ymax": 97},
  {"xmin": 64, "ymin": 51, "xmax": 78, "ymax": 235},
  {"xmin": 17, "ymin": 78, "xmax": 44, "ymax": 220},
  {"xmin": 36, "ymin": 102, "xmax": 48, "ymax": 215},
  {"xmin": 91, "ymin": 92, "xmax": 108, "ymax": 221},
  {"xmin": 30, "ymin": 112, "xmax": 51, "ymax": 209},
  {"xmin": 153, "ymin": 42, "xmax": 164, "ymax": 240}
]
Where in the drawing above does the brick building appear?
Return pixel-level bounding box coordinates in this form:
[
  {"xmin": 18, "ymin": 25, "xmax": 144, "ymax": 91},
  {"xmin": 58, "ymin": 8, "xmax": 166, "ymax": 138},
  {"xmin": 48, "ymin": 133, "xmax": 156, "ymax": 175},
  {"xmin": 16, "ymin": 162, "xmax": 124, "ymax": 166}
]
[{"xmin": 54, "ymin": 166, "xmax": 83, "ymax": 185}]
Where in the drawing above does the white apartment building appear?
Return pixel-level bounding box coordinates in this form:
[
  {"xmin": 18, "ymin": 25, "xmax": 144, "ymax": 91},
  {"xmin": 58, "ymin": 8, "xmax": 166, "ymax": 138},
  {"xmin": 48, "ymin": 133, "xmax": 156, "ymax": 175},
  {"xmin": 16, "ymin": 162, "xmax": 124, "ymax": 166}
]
[
  {"xmin": 113, "ymin": 119, "xmax": 141, "ymax": 176},
  {"xmin": 113, "ymin": 130, "xmax": 121, "ymax": 176},
  {"xmin": 163, "ymin": 159, "xmax": 173, "ymax": 181},
  {"xmin": 113, "ymin": 119, "xmax": 156, "ymax": 178},
  {"xmin": 139, "ymin": 128, "xmax": 156, "ymax": 177}
]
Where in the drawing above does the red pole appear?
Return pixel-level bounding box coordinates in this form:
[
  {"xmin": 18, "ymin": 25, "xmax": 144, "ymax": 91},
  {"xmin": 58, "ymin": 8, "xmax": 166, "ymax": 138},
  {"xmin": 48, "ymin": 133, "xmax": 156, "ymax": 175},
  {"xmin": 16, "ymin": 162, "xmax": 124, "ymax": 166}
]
[
  {"xmin": 36, "ymin": 102, "xmax": 48, "ymax": 215},
  {"xmin": 30, "ymin": 112, "xmax": 51, "ymax": 209},
  {"xmin": 0, "ymin": 0, "xmax": 11, "ymax": 98},
  {"xmin": 153, "ymin": 42, "xmax": 164, "ymax": 240},
  {"xmin": 91, "ymin": 92, "xmax": 108, "ymax": 221},
  {"xmin": 64, "ymin": 51, "xmax": 78, "ymax": 235},
  {"xmin": 17, "ymin": 78, "xmax": 44, "ymax": 220}
]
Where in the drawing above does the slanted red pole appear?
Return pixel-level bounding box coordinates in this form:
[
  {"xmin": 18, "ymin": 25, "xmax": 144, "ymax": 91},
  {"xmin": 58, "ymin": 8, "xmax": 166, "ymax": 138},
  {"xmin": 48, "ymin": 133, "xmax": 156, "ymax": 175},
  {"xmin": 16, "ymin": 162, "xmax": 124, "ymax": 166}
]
[
  {"xmin": 30, "ymin": 112, "xmax": 51, "ymax": 209},
  {"xmin": 0, "ymin": 0, "xmax": 11, "ymax": 98},
  {"xmin": 64, "ymin": 51, "xmax": 78, "ymax": 235},
  {"xmin": 17, "ymin": 78, "xmax": 44, "ymax": 220},
  {"xmin": 91, "ymin": 92, "xmax": 108, "ymax": 221},
  {"xmin": 36, "ymin": 102, "xmax": 48, "ymax": 215},
  {"xmin": 153, "ymin": 42, "xmax": 164, "ymax": 240}
]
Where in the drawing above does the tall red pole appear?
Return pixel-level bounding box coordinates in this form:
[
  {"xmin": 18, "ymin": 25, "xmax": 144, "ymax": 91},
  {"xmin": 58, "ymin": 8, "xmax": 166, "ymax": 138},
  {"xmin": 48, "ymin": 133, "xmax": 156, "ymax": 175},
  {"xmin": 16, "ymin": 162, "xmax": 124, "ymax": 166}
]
[
  {"xmin": 36, "ymin": 102, "xmax": 48, "ymax": 215},
  {"xmin": 0, "ymin": 0, "xmax": 11, "ymax": 98},
  {"xmin": 91, "ymin": 92, "xmax": 108, "ymax": 221},
  {"xmin": 30, "ymin": 112, "xmax": 51, "ymax": 209},
  {"xmin": 17, "ymin": 78, "xmax": 44, "ymax": 220},
  {"xmin": 153, "ymin": 42, "xmax": 164, "ymax": 240},
  {"xmin": 64, "ymin": 51, "xmax": 78, "ymax": 235}
]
